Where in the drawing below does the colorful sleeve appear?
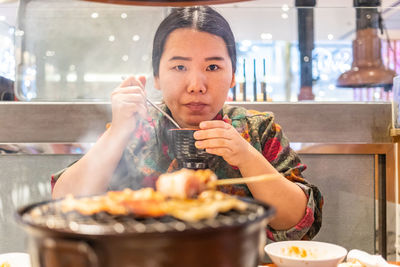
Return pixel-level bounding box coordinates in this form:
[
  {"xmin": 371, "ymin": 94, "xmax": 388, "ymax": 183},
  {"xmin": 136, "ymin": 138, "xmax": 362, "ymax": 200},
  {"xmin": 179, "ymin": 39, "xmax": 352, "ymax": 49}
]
[
  {"xmin": 108, "ymin": 115, "xmax": 162, "ymax": 190},
  {"xmin": 253, "ymin": 114, "xmax": 323, "ymax": 241},
  {"xmin": 50, "ymin": 116, "xmax": 157, "ymax": 192},
  {"xmin": 51, "ymin": 160, "xmax": 78, "ymax": 192}
]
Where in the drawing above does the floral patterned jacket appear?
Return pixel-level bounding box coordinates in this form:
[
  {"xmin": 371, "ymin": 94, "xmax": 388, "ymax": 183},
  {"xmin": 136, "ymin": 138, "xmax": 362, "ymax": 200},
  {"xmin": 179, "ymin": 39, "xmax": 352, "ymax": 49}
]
[{"xmin": 52, "ymin": 104, "xmax": 323, "ymax": 241}]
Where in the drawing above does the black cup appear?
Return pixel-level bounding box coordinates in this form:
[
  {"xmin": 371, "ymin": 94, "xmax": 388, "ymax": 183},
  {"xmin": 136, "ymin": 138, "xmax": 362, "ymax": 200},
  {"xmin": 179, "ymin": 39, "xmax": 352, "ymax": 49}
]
[{"xmin": 169, "ymin": 129, "xmax": 211, "ymax": 169}]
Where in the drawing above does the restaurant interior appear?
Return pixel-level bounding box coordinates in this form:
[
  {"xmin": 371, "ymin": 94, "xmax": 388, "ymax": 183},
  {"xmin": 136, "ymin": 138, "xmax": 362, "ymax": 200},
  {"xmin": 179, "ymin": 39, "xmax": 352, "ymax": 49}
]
[{"xmin": 0, "ymin": 0, "xmax": 399, "ymax": 266}]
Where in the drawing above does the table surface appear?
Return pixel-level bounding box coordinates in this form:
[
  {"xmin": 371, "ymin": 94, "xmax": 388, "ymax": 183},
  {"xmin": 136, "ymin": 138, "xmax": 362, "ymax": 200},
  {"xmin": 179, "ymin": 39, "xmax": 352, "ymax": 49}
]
[{"xmin": 260, "ymin": 263, "xmax": 400, "ymax": 266}]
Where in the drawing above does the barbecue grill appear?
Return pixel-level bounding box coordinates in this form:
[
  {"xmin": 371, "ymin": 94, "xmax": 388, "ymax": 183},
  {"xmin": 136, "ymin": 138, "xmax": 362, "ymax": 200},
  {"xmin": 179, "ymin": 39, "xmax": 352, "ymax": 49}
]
[{"xmin": 17, "ymin": 196, "xmax": 275, "ymax": 267}]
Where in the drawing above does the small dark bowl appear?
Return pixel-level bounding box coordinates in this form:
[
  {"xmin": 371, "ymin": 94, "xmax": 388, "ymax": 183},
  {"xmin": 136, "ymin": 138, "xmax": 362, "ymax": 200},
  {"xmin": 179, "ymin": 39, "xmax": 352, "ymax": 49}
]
[{"xmin": 169, "ymin": 128, "xmax": 212, "ymax": 169}]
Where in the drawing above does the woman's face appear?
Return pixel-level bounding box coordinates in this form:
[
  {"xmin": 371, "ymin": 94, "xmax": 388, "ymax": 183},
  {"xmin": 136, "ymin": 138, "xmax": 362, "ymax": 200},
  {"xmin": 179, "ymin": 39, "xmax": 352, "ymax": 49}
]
[{"xmin": 154, "ymin": 28, "xmax": 235, "ymax": 129}]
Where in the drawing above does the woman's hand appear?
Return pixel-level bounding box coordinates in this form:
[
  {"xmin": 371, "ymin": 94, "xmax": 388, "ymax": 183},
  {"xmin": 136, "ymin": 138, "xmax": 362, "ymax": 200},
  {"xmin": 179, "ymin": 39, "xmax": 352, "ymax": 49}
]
[
  {"xmin": 110, "ymin": 76, "xmax": 147, "ymax": 139},
  {"xmin": 194, "ymin": 120, "xmax": 308, "ymax": 231},
  {"xmin": 193, "ymin": 120, "xmax": 260, "ymax": 168},
  {"xmin": 52, "ymin": 75, "xmax": 149, "ymax": 198}
]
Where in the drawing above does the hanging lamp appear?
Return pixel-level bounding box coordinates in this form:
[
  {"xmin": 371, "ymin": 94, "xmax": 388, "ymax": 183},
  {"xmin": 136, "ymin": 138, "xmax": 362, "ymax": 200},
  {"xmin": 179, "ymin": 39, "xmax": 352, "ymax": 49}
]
[{"xmin": 336, "ymin": 0, "xmax": 396, "ymax": 90}]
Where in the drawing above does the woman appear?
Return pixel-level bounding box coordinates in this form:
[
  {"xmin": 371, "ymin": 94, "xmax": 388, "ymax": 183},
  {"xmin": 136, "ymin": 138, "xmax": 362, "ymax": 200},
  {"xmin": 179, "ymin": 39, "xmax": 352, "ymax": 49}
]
[{"xmin": 52, "ymin": 6, "xmax": 322, "ymax": 241}]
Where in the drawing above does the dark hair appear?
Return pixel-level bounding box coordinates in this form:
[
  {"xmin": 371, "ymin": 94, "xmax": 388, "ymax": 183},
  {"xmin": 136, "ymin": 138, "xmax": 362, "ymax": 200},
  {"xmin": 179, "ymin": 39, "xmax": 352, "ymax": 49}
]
[{"xmin": 152, "ymin": 6, "xmax": 236, "ymax": 77}]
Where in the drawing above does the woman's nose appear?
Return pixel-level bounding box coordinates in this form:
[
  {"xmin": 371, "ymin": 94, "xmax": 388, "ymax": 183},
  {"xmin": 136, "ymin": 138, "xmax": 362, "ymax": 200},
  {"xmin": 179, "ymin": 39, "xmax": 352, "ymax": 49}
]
[{"xmin": 187, "ymin": 72, "xmax": 207, "ymax": 94}]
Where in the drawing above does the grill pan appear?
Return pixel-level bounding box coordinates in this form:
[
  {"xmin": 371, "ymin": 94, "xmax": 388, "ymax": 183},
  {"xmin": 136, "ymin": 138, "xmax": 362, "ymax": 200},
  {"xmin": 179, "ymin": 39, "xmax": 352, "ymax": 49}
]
[{"xmin": 16, "ymin": 196, "xmax": 274, "ymax": 267}]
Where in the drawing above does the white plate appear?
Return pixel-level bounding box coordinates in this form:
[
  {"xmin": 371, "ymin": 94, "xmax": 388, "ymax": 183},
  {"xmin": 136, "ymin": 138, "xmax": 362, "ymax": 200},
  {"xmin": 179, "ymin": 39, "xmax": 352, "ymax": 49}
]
[
  {"xmin": 0, "ymin": 253, "xmax": 31, "ymax": 267},
  {"xmin": 265, "ymin": 241, "xmax": 347, "ymax": 267}
]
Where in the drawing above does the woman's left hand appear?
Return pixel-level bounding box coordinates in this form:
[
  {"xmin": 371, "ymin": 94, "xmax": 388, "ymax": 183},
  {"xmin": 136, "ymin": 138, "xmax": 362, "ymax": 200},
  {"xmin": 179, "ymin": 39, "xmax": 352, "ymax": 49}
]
[
  {"xmin": 193, "ymin": 120, "xmax": 258, "ymax": 168},
  {"xmin": 194, "ymin": 121, "xmax": 308, "ymax": 231}
]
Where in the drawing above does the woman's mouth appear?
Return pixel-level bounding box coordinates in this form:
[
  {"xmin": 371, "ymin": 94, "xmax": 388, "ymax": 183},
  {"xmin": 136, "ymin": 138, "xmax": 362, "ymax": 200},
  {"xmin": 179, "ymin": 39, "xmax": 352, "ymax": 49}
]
[{"xmin": 184, "ymin": 102, "xmax": 208, "ymax": 112}]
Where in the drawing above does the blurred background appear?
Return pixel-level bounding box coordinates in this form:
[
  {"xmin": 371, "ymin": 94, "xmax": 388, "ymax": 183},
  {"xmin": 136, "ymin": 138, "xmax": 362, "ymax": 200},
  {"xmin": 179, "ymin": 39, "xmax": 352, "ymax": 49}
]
[{"xmin": 0, "ymin": 0, "xmax": 399, "ymax": 102}]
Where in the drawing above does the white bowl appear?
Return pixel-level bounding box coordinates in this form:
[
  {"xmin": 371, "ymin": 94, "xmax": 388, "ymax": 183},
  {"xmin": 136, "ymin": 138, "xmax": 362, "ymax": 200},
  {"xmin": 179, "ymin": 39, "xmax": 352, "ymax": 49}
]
[
  {"xmin": 265, "ymin": 241, "xmax": 347, "ymax": 267},
  {"xmin": 0, "ymin": 252, "xmax": 31, "ymax": 267}
]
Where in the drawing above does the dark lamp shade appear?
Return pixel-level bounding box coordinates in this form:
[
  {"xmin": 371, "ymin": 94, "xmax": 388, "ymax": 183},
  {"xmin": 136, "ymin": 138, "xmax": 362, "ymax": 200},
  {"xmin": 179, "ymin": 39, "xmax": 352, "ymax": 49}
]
[
  {"xmin": 336, "ymin": 28, "xmax": 397, "ymax": 89},
  {"xmin": 337, "ymin": 66, "xmax": 397, "ymax": 88},
  {"xmin": 82, "ymin": 0, "xmax": 248, "ymax": 6}
]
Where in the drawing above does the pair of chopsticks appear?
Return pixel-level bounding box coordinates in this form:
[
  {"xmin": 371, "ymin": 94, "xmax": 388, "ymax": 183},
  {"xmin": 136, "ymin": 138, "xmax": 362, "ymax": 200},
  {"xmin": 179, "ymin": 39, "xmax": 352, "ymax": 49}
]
[{"xmin": 210, "ymin": 173, "xmax": 282, "ymax": 187}]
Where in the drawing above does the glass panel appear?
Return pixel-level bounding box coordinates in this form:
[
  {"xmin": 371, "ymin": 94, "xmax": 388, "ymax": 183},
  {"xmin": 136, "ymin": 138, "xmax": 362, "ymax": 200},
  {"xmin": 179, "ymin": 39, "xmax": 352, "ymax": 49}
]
[
  {"xmin": 9, "ymin": 1, "xmax": 400, "ymax": 101},
  {"xmin": 0, "ymin": 20, "xmax": 15, "ymax": 100},
  {"xmin": 15, "ymin": 0, "xmax": 164, "ymax": 101}
]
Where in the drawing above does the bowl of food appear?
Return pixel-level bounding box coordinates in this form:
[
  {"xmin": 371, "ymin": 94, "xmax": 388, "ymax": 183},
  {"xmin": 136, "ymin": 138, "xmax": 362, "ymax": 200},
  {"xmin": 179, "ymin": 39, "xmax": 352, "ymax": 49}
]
[
  {"xmin": 169, "ymin": 128, "xmax": 213, "ymax": 169},
  {"xmin": 0, "ymin": 253, "xmax": 31, "ymax": 267},
  {"xmin": 264, "ymin": 240, "xmax": 347, "ymax": 267}
]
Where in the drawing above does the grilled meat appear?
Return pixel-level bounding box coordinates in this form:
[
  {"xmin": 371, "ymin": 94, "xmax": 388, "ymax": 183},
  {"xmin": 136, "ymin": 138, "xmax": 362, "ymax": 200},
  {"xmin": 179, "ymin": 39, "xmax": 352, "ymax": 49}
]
[
  {"xmin": 156, "ymin": 168, "xmax": 217, "ymax": 199},
  {"xmin": 60, "ymin": 169, "xmax": 248, "ymax": 222}
]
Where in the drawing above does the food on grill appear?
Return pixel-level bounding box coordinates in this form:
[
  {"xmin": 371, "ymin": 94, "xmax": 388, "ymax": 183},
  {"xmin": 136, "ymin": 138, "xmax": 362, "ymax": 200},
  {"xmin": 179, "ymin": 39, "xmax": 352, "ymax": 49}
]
[
  {"xmin": 156, "ymin": 168, "xmax": 217, "ymax": 199},
  {"xmin": 61, "ymin": 188, "xmax": 166, "ymax": 217},
  {"xmin": 164, "ymin": 190, "xmax": 248, "ymax": 222},
  {"xmin": 60, "ymin": 188, "xmax": 247, "ymax": 222},
  {"xmin": 57, "ymin": 169, "xmax": 250, "ymax": 222}
]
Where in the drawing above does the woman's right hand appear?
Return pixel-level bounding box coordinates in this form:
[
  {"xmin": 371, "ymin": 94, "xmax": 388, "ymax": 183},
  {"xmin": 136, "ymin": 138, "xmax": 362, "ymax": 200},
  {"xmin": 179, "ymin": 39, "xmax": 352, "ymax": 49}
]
[
  {"xmin": 110, "ymin": 75, "xmax": 147, "ymax": 139},
  {"xmin": 52, "ymin": 75, "xmax": 148, "ymax": 198}
]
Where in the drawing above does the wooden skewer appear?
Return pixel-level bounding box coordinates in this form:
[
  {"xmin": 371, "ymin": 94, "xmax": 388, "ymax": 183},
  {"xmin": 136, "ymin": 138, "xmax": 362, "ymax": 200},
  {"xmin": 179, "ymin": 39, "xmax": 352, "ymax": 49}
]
[{"xmin": 209, "ymin": 173, "xmax": 282, "ymax": 187}]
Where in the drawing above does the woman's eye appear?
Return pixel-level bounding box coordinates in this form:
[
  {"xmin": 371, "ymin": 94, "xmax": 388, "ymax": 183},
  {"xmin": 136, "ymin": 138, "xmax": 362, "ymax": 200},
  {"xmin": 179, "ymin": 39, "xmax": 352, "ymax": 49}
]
[
  {"xmin": 173, "ymin": 65, "xmax": 186, "ymax": 71},
  {"xmin": 206, "ymin": 64, "xmax": 220, "ymax": 71}
]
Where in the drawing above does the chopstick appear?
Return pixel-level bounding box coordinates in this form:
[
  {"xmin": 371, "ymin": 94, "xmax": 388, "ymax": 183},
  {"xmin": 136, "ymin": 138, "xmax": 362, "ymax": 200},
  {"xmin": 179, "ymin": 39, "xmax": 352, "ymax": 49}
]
[
  {"xmin": 121, "ymin": 76, "xmax": 180, "ymax": 128},
  {"xmin": 210, "ymin": 173, "xmax": 282, "ymax": 187},
  {"xmin": 145, "ymin": 98, "xmax": 181, "ymax": 128}
]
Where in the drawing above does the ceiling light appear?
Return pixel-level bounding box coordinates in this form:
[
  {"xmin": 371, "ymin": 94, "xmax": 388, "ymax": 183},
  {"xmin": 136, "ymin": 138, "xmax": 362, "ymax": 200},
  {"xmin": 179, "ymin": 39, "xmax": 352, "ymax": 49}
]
[
  {"xmin": 122, "ymin": 55, "xmax": 129, "ymax": 61},
  {"xmin": 132, "ymin": 35, "xmax": 140, "ymax": 42},
  {"xmin": 260, "ymin": 33, "xmax": 272, "ymax": 40},
  {"xmin": 67, "ymin": 73, "xmax": 77, "ymax": 82},
  {"xmin": 46, "ymin": 51, "xmax": 55, "ymax": 57},
  {"xmin": 141, "ymin": 55, "xmax": 149, "ymax": 61},
  {"xmin": 108, "ymin": 35, "xmax": 115, "ymax": 42},
  {"xmin": 15, "ymin": 30, "xmax": 24, "ymax": 37},
  {"xmin": 91, "ymin": 12, "xmax": 99, "ymax": 19},
  {"xmin": 121, "ymin": 13, "xmax": 128, "ymax": 19}
]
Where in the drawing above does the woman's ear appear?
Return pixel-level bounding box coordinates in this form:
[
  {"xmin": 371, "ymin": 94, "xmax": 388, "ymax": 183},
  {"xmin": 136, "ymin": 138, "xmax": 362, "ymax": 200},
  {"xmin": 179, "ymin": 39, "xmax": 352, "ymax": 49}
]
[
  {"xmin": 230, "ymin": 73, "xmax": 236, "ymax": 88},
  {"xmin": 154, "ymin": 76, "xmax": 161, "ymax": 90}
]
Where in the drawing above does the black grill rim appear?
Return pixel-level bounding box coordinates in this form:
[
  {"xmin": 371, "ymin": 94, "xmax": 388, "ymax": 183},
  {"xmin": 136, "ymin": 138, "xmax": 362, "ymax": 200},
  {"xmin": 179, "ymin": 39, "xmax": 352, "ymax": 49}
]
[{"xmin": 16, "ymin": 196, "xmax": 275, "ymax": 237}]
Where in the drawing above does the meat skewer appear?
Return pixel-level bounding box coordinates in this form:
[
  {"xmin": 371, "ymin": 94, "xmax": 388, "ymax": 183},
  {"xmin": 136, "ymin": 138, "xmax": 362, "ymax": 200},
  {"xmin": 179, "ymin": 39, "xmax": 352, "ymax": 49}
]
[
  {"xmin": 156, "ymin": 169, "xmax": 216, "ymax": 199},
  {"xmin": 156, "ymin": 169, "xmax": 282, "ymax": 199},
  {"xmin": 59, "ymin": 169, "xmax": 280, "ymax": 222},
  {"xmin": 210, "ymin": 173, "xmax": 282, "ymax": 186}
]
